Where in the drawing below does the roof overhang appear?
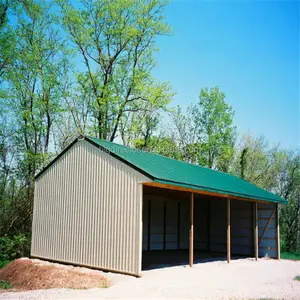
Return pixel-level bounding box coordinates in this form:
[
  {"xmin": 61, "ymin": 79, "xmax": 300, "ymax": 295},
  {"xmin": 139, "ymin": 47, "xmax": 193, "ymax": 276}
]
[{"xmin": 143, "ymin": 181, "xmax": 284, "ymax": 204}]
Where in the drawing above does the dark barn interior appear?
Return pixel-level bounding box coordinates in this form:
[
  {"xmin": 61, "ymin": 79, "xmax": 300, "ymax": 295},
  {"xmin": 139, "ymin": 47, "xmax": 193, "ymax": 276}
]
[{"xmin": 142, "ymin": 185, "xmax": 259, "ymax": 270}]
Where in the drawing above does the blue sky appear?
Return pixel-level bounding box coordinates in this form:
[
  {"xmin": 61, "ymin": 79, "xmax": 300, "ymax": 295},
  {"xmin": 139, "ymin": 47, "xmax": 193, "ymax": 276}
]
[{"xmin": 153, "ymin": 0, "xmax": 299, "ymax": 149}]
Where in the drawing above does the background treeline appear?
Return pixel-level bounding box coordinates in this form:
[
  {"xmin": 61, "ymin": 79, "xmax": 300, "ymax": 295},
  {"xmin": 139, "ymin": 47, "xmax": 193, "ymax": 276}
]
[{"xmin": 0, "ymin": 0, "xmax": 299, "ymax": 261}]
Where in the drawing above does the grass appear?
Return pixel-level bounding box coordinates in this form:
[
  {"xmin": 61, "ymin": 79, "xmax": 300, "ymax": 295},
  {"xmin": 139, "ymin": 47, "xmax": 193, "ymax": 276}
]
[
  {"xmin": 0, "ymin": 260, "xmax": 10, "ymax": 269},
  {"xmin": 0, "ymin": 280, "xmax": 13, "ymax": 290},
  {"xmin": 294, "ymin": 275, "xmax": 300, "ymax": 281},
  {"xmin": 281, "ymin": 252, "xmax": 300, "ymax": 260}
]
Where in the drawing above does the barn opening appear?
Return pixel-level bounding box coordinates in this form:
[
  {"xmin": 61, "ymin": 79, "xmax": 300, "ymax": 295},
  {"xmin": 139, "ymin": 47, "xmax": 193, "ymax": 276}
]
[{"xmin": 142, "ymin": 185, "xmax": 278, "ymax": 270}]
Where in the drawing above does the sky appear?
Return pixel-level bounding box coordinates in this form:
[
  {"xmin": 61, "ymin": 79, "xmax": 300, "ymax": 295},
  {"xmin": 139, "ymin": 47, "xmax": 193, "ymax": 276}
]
[{"xmin": 153, "ymin": 0, "xmax": 299, "ymax": 149}]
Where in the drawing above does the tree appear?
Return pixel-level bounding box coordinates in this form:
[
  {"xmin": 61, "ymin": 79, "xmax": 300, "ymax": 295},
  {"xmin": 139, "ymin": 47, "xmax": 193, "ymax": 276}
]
[
  {"xmin": 277, "ymin": 152, "xmax": 300, "ymax": 252},
  {"xmin": 0, "ymin": 0, "xmax": 15, "ymax": 82},
  {"xmin": 231, "ymin": 135, "xmax": 281, "ymax": 190},
  {"xmin": 194, "ymin": 87, "xmax": 236, "ymax": 171},
  {"xmin": 58, "ymin": 0, "xmax": 172, "ymax": 141},
  {"xmin": 0, "ymin": 0, "xmax": 67, "ymax": 235}
]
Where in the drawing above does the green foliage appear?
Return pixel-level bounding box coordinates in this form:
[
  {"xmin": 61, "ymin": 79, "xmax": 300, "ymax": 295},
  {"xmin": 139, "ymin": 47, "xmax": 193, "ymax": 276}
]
[
  {"xmin": 0, "ymin": 260, "xmax": 9, "ymax": 268},
  {"xmin": 195, "ymin": 87, "xmax": 236, "ymax": 171},
  {"xmin": 294, "ymin": 275, "xmax": 300, "ymax": 281},
  {"xmin": 58, "ymin": 0, "xmax": 172, "ymax": 141},
  {"xmin": 0, "ymin": 280, "xmax": 13, "ymax": 289},
  {"xmin": 281, "ymin": 252, "xmax": 300, "ymax": 261},
  {"xmin": 0, "ymin": 234, "xmax": 30, "ymax": 261},
  {"xmin": 134, "ymin": 136, "xmax": 182, "ymax": 160},
  {"xmin": 170, "ymin": 87, "xmax": 236, "ymax": 169}
]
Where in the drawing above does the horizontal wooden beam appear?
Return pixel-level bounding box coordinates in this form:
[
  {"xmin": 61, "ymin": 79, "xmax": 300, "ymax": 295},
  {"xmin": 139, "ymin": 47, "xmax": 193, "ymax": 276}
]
[{"xmin": 143, "ymin": 182, "xmax": 270, "ymax": 204}]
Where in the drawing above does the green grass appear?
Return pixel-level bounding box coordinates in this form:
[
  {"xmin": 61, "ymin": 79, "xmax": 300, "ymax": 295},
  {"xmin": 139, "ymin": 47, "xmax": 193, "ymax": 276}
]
[
  {"xmin": 281, "ymin": 252, "xmax": 300, "ymax": 260},
  {"xmin": 0, "ymin": 280, "xmax": 13, "ymax": 290},
  {"xmin": 294, "ymin": 275, "xmax": 300, "ymax": 281},
  {"xmin": 0, "ymin": 260, "xmax": 10, "ymax": 269}
]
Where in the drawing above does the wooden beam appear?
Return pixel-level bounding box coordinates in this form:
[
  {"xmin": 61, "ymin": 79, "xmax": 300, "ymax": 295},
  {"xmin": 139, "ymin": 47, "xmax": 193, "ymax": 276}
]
[
  {"xmin": 258, "ymin": 208, "xmax": 276, "ymax": 246},
  {"xmin": 227, "ymin": 198, "xmax": 231, "ymax": 264},
  {"xmin": 276, "ymin": 204, "xmax": 280, "ymax": 260},
  {"xmin": 254, "ymin": 202, "xmax": 258, "ymax": 260},
  {"xmin": 143, "ymin": 181, "xmax": 271, "ymax": 204},
  {"xmin": 189, "ymin": 192, "xmax": 194, "ymax": 267}
]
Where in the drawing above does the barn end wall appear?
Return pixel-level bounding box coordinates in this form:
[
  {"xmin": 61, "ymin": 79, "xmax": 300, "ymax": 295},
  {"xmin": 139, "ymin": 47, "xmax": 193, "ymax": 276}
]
[
  {"xmin": 257, "ymin": 202, "xmax": 277, "ymax": 258},
  {"xmin": 31, "ymin": 140, "xmax": 151, "ymax": 276}
]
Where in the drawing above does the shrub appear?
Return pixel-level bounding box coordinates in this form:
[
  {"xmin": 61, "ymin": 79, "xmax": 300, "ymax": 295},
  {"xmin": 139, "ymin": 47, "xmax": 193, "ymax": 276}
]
[
  {"xmin": 0, "ymin": 234, "xmax": 30, "ymax": 261},
  {"xmin": 0, "ymin": 280, "xmax": 13, "ymax": 289}
]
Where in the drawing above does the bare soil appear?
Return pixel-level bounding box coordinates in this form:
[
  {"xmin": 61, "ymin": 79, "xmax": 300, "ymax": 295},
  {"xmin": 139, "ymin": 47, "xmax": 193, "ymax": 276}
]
[{"xmin": 0, "ymin": 258, "xmax": 109, "ymax": 291}]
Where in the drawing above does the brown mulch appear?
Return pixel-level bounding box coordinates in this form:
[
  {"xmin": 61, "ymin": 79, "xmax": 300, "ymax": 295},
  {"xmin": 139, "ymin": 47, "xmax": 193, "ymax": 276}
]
[{"xmin": 0, "ymin": 258, "xmax": 110, "ymax": 291}]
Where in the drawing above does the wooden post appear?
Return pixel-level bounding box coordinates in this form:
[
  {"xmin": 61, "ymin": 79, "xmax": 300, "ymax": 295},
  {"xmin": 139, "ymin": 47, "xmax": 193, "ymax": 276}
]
[
  {"xmin": 189, "ymin": 192, "xmax": 194, "ymax": 267},
  {"xmin": 227, "ymin": 198, "xmax": 231, "ymax": 264},
  {"xmin": 276, "ymin": 204, "xmax": 280, "ymax": 260},
  {"xmin": 254, "ymin": 202, "xmax": 258, "ymax": 261}
]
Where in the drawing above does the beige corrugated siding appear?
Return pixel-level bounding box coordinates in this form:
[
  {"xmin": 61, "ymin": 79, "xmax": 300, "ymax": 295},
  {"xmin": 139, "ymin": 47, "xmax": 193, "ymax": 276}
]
[{"xmin": 31, "ymin": 140, "xmax": 151, "ymax": 276}]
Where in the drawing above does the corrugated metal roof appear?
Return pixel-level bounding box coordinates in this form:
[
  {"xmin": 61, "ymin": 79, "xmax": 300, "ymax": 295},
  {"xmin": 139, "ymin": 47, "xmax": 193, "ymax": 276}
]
[{"xmin": 86, "ymin": 137, "xmax": 287, "ymax": 204}]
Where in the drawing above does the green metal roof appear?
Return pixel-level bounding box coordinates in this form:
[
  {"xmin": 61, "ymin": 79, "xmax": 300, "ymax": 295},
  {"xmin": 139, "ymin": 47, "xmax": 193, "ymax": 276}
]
[{"xmin": 87, "ymin": 137, "xmax": 287, "ymax": 204}]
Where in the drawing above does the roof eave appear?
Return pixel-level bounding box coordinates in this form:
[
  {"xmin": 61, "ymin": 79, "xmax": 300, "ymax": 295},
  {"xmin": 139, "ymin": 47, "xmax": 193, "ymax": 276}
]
[{"xmin": 144, "ymin": 179, "xmax": 287, "ymax": 205}]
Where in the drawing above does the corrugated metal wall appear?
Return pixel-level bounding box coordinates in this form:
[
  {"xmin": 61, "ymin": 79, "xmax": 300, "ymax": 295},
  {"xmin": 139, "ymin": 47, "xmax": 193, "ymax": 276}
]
[
  {"xmin": 231, "ymin": 200, "xmax": 253, "ymax": 256},
  {"xmin": 142, "ymin": 195, "xmax": 190, "ymax": 250},
  {"xmin": 142, "ymin": 193, "xmax": 257, "ymax": 257},
  {"xmin": 210, "ymin": 198, "xmax": 227, "ymax": 253},
  {"xmin": 258, "ymin": 203, "xmax": 277, "ymax": 258},
  {"xmin": 31, "ymin": 140, "xmax": 151, "ymax": 276},
  {"xmin": 194, "ymin": 197, "xmax": 209, "ymax": 250}
]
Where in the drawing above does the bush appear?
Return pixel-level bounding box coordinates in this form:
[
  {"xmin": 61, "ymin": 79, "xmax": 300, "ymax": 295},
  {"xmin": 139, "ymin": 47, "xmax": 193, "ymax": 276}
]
[{"xmin": 0, "ymin": 234, "xmax": 30, "ymax": 261}]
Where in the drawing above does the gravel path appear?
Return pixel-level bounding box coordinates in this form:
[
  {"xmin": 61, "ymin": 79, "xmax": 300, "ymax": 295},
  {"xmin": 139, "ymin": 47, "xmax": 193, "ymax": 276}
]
[{"xmin": 1, "ymin": 258, "xmax": 300, "ymax": 299}]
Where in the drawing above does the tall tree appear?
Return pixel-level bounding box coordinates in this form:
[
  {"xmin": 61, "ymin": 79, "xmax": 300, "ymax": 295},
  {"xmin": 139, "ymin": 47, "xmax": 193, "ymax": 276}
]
[
  {"xmin": 1, "ymin": 0, "xmax": 66, "ymax": 234},
  {"xmin": 172, "ymin": 87, "xmax": 236, "ymax": 170},
  {"xmin": 0, "ymin": 0, "xmax": 15, "ymax": 82},
  {"xmin": 58, "ymin": 0, "xmax": 172, "ymax": 141}
]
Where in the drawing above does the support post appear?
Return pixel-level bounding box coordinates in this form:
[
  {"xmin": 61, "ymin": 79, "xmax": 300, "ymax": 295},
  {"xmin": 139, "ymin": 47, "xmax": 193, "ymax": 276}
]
[
  {"xmin": 276, "ymin": 204, "xmax": 280, "ymax": 260},
  {"xmin": 227, "ymin": 198, "xmax": 231, "ymax": 264},
  {"xmin": 254, "ymin": 202, "xmax": 258, "ymax": 261},
  {"xmin": 189, "ymin": 192, "xmax": 194, "ymax": 267}
]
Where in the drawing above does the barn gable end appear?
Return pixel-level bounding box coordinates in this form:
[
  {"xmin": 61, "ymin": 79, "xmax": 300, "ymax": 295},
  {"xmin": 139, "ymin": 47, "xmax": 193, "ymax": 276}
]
[{"xmin": 31, "ymin": 139, "xmax": 151, "ymax": 276}]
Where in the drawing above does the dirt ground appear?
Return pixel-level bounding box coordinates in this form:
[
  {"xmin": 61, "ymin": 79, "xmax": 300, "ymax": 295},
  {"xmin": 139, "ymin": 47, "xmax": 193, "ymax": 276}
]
[
  {"xmin": 0, "ymin": 258, "xmax": 109, "ymax": 291},
  {"xmin": 1, "ymin": 258, "xmax": 300, "ymax": 299}
]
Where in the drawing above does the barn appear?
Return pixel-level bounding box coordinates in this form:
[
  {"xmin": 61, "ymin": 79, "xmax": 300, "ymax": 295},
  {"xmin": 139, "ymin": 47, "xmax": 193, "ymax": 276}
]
[{"xmin": 31, "ymin": 136, "xmax": 287, "ymax": 277}]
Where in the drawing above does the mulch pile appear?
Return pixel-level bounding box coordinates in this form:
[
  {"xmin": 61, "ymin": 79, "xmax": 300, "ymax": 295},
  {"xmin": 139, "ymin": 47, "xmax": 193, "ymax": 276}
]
[{"xmin": 0, "ymin": 258, "xmax": 110, "ymax": 291}]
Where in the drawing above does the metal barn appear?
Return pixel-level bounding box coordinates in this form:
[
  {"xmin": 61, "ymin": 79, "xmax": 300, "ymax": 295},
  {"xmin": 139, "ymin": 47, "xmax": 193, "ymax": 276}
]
[{"xmin": 31, "ymin": 136, "xmax": 287, "ymax": 276}]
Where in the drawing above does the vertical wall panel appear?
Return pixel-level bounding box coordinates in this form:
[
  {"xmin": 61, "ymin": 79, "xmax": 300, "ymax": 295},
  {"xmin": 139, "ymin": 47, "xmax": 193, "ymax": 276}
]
[
  {"xmin": 179, "ymin": 199, "xmax": 189, "ymax": 249},
  {"xmin": 150, "ymin": 199, "xmax": 164, "ymax": 250},
  {"xmin": 31, "ymin": 140, "xmax": 151, "ymax": 276},
  {"xmin": 231, "ymin": 200, "xmax": 253, "ymax": 255},
  {"xmin": 210, "ymin": 198, "xmax": 227, "ymax": 253},
  {"xmin": 143, "ymin": 194, "xmax": 190, "ymax": 251},
  {"xmin": 258, "ymin": 203, "xmax": 277, "ymax": 258},
  {"xmin": 165, "ymin": 200, "xmax": 178, "ymax": 249},
  {"xmin": 194, "ymin": 198, "xmax": 208, "ymax": 250}
]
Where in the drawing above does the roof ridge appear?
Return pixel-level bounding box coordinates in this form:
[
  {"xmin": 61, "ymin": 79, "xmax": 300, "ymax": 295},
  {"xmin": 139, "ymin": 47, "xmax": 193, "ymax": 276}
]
[{"xmin": 87, "ymin": 136, "xmax": 234, "ymax": 178}]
